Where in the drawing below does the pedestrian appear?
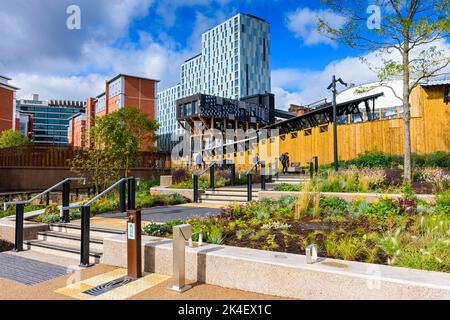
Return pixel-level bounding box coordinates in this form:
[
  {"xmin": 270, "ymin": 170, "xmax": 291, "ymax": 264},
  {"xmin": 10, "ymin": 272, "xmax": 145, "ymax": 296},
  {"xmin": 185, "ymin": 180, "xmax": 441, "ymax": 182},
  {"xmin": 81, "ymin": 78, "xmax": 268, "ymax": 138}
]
[
  {"xmin": 195, "ymin": 152, "xmax": 203, "ymax": 170},
  {"xmin": 280, "ymin": 152, "xmax": 288, "ymax": 174}
]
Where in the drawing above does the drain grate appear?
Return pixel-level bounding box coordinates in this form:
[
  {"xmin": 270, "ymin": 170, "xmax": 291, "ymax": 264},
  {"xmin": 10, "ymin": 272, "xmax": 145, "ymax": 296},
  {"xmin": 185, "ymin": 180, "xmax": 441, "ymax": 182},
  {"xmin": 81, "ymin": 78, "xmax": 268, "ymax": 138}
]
[{"xmin": 83, "ymin": 276, "xmax": 136, "ymax": 296}]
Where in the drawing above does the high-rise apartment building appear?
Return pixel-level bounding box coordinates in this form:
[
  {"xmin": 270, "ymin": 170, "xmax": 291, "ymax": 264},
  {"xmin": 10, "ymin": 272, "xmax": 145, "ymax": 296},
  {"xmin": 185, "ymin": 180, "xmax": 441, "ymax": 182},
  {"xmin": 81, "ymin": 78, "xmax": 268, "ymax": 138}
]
[
  {"xmin": 157, "ymin": 13, "xmax": 271, "ymax": 151},
  {"xmin": 15, "ymin": 94, "xmax": 85, "ymax": 145}
]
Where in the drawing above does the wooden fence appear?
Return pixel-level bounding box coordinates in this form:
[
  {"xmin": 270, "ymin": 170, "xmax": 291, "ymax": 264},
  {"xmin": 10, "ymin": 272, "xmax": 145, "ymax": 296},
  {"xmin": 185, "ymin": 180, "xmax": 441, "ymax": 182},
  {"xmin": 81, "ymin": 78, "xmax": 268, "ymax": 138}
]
[{"xmin": 0, "ymin": 145, "xmax": 171, "ymax": 169}]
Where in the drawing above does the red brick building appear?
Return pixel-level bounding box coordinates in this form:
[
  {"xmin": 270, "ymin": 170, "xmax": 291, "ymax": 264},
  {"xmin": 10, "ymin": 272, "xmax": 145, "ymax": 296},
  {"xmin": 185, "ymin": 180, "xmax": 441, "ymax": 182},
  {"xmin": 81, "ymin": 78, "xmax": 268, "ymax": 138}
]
[
  {"xmin": 70, "ymin": 74, "xmax": 159, "ymax": 148},
  {"xmin": 0, "ymin": 75, "xmax": 19, "ymax": 132}
]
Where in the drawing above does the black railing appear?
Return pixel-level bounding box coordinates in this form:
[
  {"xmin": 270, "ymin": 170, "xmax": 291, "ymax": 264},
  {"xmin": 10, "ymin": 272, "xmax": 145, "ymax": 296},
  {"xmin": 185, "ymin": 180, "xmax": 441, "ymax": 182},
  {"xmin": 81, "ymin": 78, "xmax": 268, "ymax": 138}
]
[
  {"xmin": 62, "ymin": 177, "xmax": 138, "ymax": 267},
  {"xmin": 3, "ymin": 177, "xmax": 86, "ymax": 252},
  {"xmin": 193, "ymin": 162, "xmax": 216, "ymax": 203},
  {"xmin": 244, "ymin": 160, "xmax": 266, "ymax": 201},
  {"xmin": 309, "ymin": 156, "xmax": 319, "ymax": 179}
]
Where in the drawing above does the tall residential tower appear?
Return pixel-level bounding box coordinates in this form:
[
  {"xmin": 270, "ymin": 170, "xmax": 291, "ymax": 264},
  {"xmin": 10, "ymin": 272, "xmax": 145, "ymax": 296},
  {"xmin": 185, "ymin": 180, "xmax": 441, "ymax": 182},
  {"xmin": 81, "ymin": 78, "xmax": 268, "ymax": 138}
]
[{"xmin": 157, "ymin": 13, "xmax": 271, "ymax": 151}]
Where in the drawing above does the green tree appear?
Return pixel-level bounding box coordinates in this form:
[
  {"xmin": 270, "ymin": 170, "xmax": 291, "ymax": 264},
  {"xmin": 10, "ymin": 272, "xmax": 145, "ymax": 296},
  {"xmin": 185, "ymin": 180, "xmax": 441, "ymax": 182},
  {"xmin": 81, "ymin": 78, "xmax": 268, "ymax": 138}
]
[
  {"xmin": 0, "ymin": 129, "xmax": 30, "ymax": 149},
  {"xmin": 319, "ymin": 0, "xmax": 450, "ymax": 182},
  {"xmin": 69, "ymin": 107, "xmax": 159, "ymax": 190}
]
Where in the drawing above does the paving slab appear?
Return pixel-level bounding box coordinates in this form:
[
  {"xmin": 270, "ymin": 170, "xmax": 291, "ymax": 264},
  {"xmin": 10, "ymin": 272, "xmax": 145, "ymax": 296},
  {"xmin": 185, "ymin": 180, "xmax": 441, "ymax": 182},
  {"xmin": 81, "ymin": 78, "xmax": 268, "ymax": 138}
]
[
  {"xmin": 99, "ymin": 205, "xmax": 221, "ymax": 222},
  {"xmin": 0, "ymin": 252, "xmax": 69, "ymax": 285}
]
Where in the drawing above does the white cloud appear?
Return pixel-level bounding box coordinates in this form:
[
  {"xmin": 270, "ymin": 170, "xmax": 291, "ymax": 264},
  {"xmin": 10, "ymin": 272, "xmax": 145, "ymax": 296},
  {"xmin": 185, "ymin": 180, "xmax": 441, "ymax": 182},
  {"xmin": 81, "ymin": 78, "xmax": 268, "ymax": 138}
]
[
  {"xmin": 272, "ymin": 39, "xmax": 450, "ymax": 110},
  {"xmin": 12, "ymin": 74, "xmax": 105, "ymax": 101},
  {"xmin": 286, "ymin": 7, "xmax": 346, "ymax": 46}
]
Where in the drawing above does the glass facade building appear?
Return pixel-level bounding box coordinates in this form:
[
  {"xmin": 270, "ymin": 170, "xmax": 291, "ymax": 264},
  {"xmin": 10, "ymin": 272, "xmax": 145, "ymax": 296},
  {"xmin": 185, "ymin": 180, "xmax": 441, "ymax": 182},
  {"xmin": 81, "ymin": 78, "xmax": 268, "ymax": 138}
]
[
  {"xmin": 16, "ymin": 96, "xmax": 85, "ymax": 145},
  {"xmin": 156, "ymin": 13, "xmax": 271, "ymax": 151}
]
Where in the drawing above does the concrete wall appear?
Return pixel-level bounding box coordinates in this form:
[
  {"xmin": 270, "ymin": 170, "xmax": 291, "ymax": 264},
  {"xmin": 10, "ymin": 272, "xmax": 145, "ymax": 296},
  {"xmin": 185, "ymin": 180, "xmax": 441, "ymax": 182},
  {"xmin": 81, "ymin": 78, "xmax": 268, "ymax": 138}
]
[
  {"xmin": 103, "ymin": 234, "xmax": 450, "ymax": 300},
  {"xmin": 258, "ymin": 191, "xmax": 436, "ymax": 203},
  {"xmin": 150, "ymin": 186, "xmax": 201, "ymax": 202}
]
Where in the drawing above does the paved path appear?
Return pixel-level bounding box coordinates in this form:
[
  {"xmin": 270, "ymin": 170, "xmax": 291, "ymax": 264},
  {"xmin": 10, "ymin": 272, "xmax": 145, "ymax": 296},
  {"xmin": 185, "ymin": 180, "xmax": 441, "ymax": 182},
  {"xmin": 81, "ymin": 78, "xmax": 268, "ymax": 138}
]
[
  {"xmin": 99, "ymin": 205, "xmax": 221, "ymax": 222},
  {"xmin": 0, "ymin": 252, "xmax": 69, "ymax": 285}
]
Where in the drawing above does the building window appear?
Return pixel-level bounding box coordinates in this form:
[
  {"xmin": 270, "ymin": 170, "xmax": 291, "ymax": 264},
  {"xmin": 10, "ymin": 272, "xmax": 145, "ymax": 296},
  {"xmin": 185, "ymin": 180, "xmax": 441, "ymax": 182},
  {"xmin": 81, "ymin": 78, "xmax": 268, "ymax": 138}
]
[
  {"xmin": 319, "ymin": 125, "xmax": 328, "ymax": 133},
  {"xmin": 304, "ymin": 129, "xmax": 312, "ymax": 136}
]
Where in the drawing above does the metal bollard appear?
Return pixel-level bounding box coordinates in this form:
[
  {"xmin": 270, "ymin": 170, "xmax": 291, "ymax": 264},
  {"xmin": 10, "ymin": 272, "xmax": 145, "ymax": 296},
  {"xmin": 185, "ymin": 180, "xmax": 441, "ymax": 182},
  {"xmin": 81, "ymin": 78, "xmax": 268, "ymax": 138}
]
[
  {"xmin": 306, "ymin": 244, "xmax": 318, "ymax": 264},
  {"xmin": 230, "ymin": 164, "xmax": 236, "ymax": 186},
  {"xmin": 309, "ymin": 162, "xmax": 314, "ymax": 179},
  {"xmin": 14, "ymin": 204, "xmax": 24, "ymax": 252},
  {"xmin": 119, "ymin": 178, "xmax": 126, "ymax": 213},
  {"xmin": 314, "ymin": 156, "xmax": 319, "ymax": 176},
  {"xmin": 268, "ymin": 163, "xmax": 273, "ymax": 183},
  {"xmin": 209, "ymin": 163, "xmax": 215, "ymax": 189},
  {"xmin": 193, "ymin": 175, "xmax": 199, "ymax": 203},
  {"xmin": 127, "ymin": 209, "xmax": 142, "ymax": 278},
  {"xmin": 247, "ymin": 173, "xmax": 252, "ymax": 201},
  {"xmin": 168, "ymin": 224, "xmax": 193, "ymax": 293},
  {"xmin": 127, "ymin": 178, "xmax": 136, "ymax": 210},
  {"xmin": 61, "ymin": 179, "xmax": 70, "ymax": 223},
  {"xmin": 80, "ymin": 206, "xmax": 92, "ymax": 267},
  {"xmin": 261, "ymin": 162, "xmax": 266, "ymax": 190}
]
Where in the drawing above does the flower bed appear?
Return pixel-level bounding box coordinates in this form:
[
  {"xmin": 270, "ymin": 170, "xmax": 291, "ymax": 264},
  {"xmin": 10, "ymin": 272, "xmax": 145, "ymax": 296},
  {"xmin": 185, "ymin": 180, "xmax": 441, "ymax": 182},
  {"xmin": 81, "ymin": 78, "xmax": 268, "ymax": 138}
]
[
  {"xmin": 274, "ymin": 166, "xmax": 449, "ymax": 195},
  {"xmin": 144, "ymin": 191, "xmax": 450, "ymax": 273}
]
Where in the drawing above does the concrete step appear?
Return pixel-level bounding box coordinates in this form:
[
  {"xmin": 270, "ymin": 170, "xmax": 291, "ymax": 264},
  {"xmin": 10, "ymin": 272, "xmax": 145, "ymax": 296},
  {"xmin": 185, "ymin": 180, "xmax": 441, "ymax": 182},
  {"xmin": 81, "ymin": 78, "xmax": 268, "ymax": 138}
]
[
  {"xmin": 24, "ymin": 240, "xmax": 102, "ymax": 264},
  {"xmin": 204, "ymin": 190, "xmax": 259, "ymax": 196},
  {"xmin": 199, "ymin": 198, "xmax": 256, "ymax": 204},
  {"xmin": 201, "ymin": 194, "xmax": 257, "ymax": 200},
  {"xmin": 37, "ymin": 231, "xmax": 104, "ymax": 251},
  {"xmin": 49, "ymin": 223, "xmax": 125, "ymax": 240}
]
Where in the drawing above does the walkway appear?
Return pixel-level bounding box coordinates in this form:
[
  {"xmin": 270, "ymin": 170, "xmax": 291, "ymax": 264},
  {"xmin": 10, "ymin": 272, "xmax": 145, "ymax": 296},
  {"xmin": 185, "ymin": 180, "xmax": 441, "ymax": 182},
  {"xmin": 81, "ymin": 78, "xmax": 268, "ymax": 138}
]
[
  {"xmin": 99, "ymin": 204, "xmax": 221, "ymax": 223},
  {"xmin": 0, "ymin": 256, "xmax": 283, "ymax": 300}
]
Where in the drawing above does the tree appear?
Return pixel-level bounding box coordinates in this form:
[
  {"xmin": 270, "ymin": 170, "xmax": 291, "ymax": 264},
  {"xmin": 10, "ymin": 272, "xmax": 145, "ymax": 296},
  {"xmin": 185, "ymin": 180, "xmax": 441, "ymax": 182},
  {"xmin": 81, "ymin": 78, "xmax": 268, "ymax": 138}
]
[
  {"xmin": 69, "ymin": 107, "xmax": 159, "ymax": 190},
  {"xmin": 0, "ymin": 129, "xmax": 29, "ymax": 149},
  {"xmin": 318, "ymin": 0, "xmax": 450, "ymax": 182}
]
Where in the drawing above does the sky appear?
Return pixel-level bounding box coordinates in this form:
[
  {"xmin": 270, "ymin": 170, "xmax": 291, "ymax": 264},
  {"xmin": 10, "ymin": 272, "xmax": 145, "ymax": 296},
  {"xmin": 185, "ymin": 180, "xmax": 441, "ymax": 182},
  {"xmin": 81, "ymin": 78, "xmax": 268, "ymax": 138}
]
[{"xmin": 0, "ymin": 0, "xmax": 449, "ymax": 110}]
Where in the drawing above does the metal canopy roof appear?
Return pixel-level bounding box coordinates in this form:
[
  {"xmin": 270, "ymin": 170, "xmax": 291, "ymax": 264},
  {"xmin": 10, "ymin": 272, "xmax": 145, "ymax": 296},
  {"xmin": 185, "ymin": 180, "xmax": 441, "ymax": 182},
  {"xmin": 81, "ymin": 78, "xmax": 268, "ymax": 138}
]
[{"xmin": 263, "ymin": 92, "xmax": 384, "ymax": 135}]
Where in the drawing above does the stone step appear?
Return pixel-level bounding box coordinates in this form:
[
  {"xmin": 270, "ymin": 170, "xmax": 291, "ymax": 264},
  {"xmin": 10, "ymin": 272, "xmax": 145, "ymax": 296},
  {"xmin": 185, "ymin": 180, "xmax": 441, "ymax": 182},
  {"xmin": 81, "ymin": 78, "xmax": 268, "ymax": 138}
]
[
  {"xmin": 199, "ymin": 198, "xmax": 256, "ymax": 204},
  {"xmin": 49, "ymin": 223, "xmax": 125, "ymax": 240},
  {"xmin": 204, "ymin": 190, "xmax": 259, "ymax": 196},
  {"xmin": 201, "ymin": 194, "xmax": 257, "ymax": 200},
  {"xmin": 37, "ymin": 231, "xmax": 104, "ymax": 251},
  {"xmin": 24, "ymin": 240, "xmax": 102, "ymax": 264}
]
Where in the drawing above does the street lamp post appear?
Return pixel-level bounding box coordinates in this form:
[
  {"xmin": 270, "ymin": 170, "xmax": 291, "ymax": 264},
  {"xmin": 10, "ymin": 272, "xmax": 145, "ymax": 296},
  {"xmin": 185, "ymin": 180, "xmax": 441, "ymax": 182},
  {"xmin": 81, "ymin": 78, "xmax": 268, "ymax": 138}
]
[{"xmin": 327, "ymin": 75, "xmax": 347, "ymax": 172}]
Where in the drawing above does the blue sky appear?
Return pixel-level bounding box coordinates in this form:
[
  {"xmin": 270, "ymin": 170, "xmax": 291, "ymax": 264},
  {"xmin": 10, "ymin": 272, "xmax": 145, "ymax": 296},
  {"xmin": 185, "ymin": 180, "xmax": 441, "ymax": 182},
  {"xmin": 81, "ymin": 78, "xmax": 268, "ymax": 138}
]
[{"xmin": 0, "ymin": 0, "xmax": 448, "ymax": 109}]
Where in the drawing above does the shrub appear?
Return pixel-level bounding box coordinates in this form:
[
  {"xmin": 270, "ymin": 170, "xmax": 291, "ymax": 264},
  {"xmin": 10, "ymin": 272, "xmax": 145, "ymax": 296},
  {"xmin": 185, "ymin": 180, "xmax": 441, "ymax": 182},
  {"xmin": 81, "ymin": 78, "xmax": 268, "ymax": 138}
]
[
  {"xmin": 395, "ymin": 198, "xmax": 417, "ymax": 215},
  {"xmin": 420, "ymin": 168, "xmax": 450, "ymax": 193},
  {"xmin": 171, "ymin": 168, "xmax": 189, "ymax": 183},
  {"xmin": 318, "ymin": 172, "xmax": 344, "ymax": 192},
  {"xmin": 207, "ymin": 225, "xmax": 224, "ymax": 244},
  {"xmin": 41, "ymin": 213, "xmax": 60, "ymax": 223},
  {"xmin": 363, "ymin": 196, "xmax": 400, "ymax": 219},
  {"xmin": 435, "ymin": 190, "xmax": 450, "ymax": 215},
  {"xmin": 320, "ymin": 196, "xmax": 349, "ymax": 216},
  {"xmin": 136, "ymin": 194, "xmax": 156, "ymax": 208},
  {"xmin": 138, "ymin": 179, "xmax": 159, "ymax": 192},
  {"xmin": 142, "ymin": 219, "xmax": 184, "ymax": 236},
  {"xmin": 412, "ymin": 151, "xmax": 450, "ymax": 168},
  {"xmin": 274, "ymin": 183, "xmax": 303, "ymax": 192},
  {"xmin": 346, "ymin": 150, "xmax": 402, "ymax": 168}
]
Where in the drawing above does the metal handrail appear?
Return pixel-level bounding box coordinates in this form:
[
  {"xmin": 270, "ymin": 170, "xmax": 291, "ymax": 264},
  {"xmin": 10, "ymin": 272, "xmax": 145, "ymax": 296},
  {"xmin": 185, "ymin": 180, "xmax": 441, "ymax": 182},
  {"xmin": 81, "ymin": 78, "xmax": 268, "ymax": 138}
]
[
  {"xmin": 195, "ymin": 161, "xmax": 216, "ymax": 177},
  {"xmin": 61, "ymin": 177, "xmax": 140, "ymax": 212},
  {"xmin": 3, "ymin": 177, "xmax": 86, "ymax": 210},
  {"xmin": 244, "ymin": 160, "xmax": 263, "ymax": 176}
]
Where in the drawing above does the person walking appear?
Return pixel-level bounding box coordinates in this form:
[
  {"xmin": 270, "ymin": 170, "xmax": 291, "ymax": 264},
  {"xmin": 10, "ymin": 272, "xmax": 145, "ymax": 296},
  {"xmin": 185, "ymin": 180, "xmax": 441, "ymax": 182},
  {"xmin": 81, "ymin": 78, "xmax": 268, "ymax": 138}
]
[
  {"xmin": 195, "ymin": 152, "xmax": 203, "ymax": 170},
  {"xmin": 280, "ymin": 152, "xmax": 288, "ymax": 174}
]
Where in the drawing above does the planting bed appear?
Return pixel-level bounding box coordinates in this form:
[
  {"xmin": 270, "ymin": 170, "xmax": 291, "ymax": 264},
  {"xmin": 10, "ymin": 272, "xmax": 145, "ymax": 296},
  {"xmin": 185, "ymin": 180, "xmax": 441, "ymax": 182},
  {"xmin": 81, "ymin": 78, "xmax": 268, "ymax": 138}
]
[{"xmin": 145, "ymin": 192, "xmax": 450, "ymax": 273}]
